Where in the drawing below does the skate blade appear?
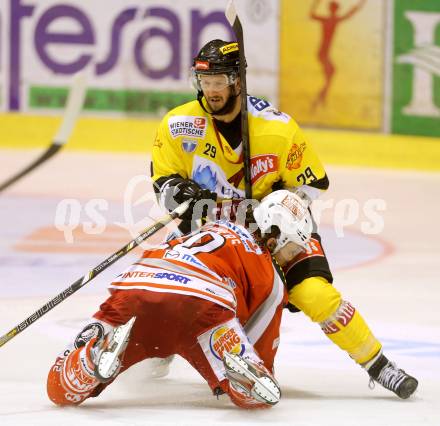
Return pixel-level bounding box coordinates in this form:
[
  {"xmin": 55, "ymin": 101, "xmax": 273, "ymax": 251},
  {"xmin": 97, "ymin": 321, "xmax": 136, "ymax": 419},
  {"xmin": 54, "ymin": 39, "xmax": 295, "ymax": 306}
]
[
  {"xmin": 223, "ymin": 352, "xmax": 281, "ymax": 405},
  {"xmin": 95, "ymin": 316, "xmax": 136, "ymax": 382}
]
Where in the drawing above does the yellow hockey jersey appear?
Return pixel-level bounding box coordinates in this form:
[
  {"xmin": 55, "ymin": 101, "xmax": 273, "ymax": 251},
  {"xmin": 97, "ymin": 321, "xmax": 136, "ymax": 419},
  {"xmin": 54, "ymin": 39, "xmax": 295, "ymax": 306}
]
[{"xmin": 151, "ymin": 96, "xmax": 327, "ymax": 201}]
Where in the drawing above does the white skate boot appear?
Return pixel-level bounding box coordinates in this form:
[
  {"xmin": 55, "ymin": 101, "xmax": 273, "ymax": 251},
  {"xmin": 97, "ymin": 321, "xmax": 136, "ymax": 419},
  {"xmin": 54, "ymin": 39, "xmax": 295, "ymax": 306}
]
[
  {"xmin": 223, "ymin": 352, "xmax": 281, "ymax": 406},
  {"xmin": 94, "ymin": 317, "xmax": 136, "ymax": 383}
]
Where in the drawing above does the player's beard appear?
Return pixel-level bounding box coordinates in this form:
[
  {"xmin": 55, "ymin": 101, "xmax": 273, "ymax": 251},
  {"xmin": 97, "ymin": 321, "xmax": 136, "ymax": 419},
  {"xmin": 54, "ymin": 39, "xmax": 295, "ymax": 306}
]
[{"xmin": 206, "ymin": 86, "xmax": 239, "ymax": 116}]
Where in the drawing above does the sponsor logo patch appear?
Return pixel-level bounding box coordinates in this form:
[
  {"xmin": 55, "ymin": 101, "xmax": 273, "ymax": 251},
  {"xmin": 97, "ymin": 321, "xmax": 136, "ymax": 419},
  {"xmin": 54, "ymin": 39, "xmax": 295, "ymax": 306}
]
[
  {"xmin": 194, "ymin": 117, "xmax": 206, "ymax": 129},
  {"xmin": 74, "ymin": 322, "xmax": 104, "ymax": 349},
  {"xmin": 121, "ymin": 270, "xmax": 191, "ymax": 284},
  {"xmin": 320, "ymin": 320, "xmax": 340, "ymax": 335},
  {"xmin": 164, "ymin": 250, "xmax": 206, "ymax": 268},
  {"xmin": 286, "ymin": 142, "xmax": 306, "ymax": 170},
  {"xmin": 335, "ymin": 301, "xmax": 356, "ymax": 327},
  {"xmin": 197, "ymin": 319, "xmax": 251, "ymax": 381},
  {"xmin": 219, "ymin": 43, "xmax": 238, "ymax": 55},
  {"xmin": 250, "ymin": 154, "xmax": 278, "ymax": 183},
  {"xmin": 181, "ymin": 253, "xmax": 206, "ymax": 267},
  {"xmin": 209, "ymin": 325, "xmax": 245, "ymax": 361},
  {"xmin": 168, "ymin": 116, "xmax": 208, "ymax": 139},
  {"xmin": 320, "ymin": 302, "xmax": 356, "ymax": 334},
  {"xmin": 164, "ymin": 249, "xmax": 180, "ymax": 259},
  {"xmin": 281, "ymin": 194, "xmax": 307, "ymax": 219}
]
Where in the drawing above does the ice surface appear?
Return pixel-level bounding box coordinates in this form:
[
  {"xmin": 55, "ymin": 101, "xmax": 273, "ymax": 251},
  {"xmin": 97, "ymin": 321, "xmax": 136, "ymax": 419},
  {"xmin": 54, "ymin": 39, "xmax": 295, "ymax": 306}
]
[{"xmin": 0, "ymin": 150, "xmax": 438, "ymax": 425}]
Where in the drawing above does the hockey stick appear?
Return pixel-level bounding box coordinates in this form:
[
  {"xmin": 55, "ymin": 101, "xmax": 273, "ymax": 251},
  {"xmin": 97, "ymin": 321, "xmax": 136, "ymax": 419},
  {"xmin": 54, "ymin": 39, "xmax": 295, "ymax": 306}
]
[
  {"xmin": 0, "ymin": 72, "xmax": 87, "ymax": 193},
  {"xmin": 225, "ymin": 0, "xmax": 253, "ymax": 200},
  {"xmin": 0, "ymin": 200, "xmax": 191, "ymax": 348}
]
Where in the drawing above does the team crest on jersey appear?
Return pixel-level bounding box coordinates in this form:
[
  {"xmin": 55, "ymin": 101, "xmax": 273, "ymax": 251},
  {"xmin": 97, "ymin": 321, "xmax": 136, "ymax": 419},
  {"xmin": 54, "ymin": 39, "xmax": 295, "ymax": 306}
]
[
  {"xmin": 182, "ymin": 139, "xmax": 198, "ymax": 153},
  {"xmin": 209, "ymin": 325, "xmax": 245, "ymax": 361},
  {"xmin": 168, "ymin": 116, "xmax": 208, "ymax": 139},
  {"xmin": 74, "ymin": 322, "xmax": 104, "ymax": 349},
  {"xmin": 286, "ymin": 142, "xmax": 306, "ymax": 170}
]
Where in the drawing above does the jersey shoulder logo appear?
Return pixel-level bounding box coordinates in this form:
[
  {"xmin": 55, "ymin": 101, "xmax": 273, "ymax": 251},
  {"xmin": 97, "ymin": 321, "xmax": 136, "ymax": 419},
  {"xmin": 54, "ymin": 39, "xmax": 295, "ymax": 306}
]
[
  {"xmin": 247, "ymin": 96, "xmax": 291, "ymax": 123},
  {"xmin": 248, "ymin": 96, "xmax": 271, "ymax": 112},
  {"xmin": 286, "ymin": 142, "xmax": 306, "ymax": 170}
]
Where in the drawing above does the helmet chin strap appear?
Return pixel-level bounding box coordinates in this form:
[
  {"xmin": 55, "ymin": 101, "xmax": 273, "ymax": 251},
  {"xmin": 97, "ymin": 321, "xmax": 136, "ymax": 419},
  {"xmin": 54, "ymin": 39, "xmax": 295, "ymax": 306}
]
[{"xmin": 197, "ymin": 86, "xmax": 241, "ymax": 117}]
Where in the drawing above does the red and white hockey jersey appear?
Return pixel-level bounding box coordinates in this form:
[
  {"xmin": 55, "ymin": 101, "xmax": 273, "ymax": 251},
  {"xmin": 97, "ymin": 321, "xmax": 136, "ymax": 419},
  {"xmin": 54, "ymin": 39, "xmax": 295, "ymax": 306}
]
[{"xmin": 111, "ymin": 220, "xmax": 287, "ymax": 348}]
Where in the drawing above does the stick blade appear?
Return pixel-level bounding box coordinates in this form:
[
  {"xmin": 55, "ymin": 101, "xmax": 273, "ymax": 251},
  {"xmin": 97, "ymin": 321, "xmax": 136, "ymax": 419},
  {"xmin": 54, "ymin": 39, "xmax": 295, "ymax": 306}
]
[
  {"xmin": 52, "ymin": 72, "xmax": 87, "ymax": 145},
  {"xmin": 225, "ymin": 0, "xmax": 238, "ymax": 26},
  {"xmin": 0, "ymin": 72, "xmax": 87, "ymax": 193}
]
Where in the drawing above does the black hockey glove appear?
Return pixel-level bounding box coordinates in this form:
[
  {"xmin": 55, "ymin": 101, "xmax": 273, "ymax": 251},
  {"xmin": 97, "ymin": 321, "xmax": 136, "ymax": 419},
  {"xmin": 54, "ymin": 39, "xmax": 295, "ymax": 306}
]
[{"xmin": 169, "ymin": 178, "xmax": 217, "ymax": 221}]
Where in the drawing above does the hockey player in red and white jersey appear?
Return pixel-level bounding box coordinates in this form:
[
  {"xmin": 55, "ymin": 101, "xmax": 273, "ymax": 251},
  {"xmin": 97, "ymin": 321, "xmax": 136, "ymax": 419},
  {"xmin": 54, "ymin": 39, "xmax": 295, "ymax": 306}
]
[{"xmin": 47, "ymin": 190, "xmax": 313, "ymax": 409}]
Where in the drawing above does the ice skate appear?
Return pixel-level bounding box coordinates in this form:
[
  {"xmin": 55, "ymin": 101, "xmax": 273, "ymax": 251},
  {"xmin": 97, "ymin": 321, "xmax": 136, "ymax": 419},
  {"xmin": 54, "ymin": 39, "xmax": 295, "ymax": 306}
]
[
  {"xmin": 94, "ymin": 317, "xmax": 136, "ymax": 383},
  {"xmin": 367, "ymin": 353, "xmax": 418, "ymax": 399},
  {"xmin": 223, "ymin": 352, "xmax": 281, "ymax": 405}
]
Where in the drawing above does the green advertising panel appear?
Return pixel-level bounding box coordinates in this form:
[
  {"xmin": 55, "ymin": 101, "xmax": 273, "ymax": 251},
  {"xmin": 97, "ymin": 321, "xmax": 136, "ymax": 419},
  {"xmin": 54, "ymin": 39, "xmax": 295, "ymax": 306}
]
[{"xmin": 392, "ymin": 0, "xmax": 440, "ymax": 137}]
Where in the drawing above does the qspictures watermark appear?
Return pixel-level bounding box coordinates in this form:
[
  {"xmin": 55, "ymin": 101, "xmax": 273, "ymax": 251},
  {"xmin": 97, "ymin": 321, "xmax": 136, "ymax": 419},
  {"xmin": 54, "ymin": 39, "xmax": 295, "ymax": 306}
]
[{"xmin": 53, "ymin": 175, "xmax": 387, "ymax": 248}]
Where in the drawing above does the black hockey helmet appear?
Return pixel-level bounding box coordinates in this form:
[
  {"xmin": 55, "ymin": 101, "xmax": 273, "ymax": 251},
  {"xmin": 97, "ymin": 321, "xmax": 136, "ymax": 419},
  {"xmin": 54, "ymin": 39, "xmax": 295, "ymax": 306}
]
[
  {"xmin": 192, "ymin": 39, "xmax": 241, "ymax": 75},
  {"xmin": 191, "ymin": 39, "xmax": 245, "ymax": 115}
]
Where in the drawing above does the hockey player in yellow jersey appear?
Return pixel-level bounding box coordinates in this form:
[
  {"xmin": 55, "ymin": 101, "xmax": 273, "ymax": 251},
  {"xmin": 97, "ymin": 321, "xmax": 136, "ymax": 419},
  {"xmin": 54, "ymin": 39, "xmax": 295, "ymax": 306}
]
[{"xmin": 150, "ymin": 39, "xmax": 418, "ymax": 399}]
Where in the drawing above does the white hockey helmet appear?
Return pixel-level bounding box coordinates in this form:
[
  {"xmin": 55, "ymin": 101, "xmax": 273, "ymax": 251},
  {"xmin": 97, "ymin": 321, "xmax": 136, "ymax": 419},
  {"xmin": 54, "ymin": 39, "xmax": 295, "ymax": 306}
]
[{"xmin": 253, "ymin": 190, "xmax": 313, "ymax": 253}]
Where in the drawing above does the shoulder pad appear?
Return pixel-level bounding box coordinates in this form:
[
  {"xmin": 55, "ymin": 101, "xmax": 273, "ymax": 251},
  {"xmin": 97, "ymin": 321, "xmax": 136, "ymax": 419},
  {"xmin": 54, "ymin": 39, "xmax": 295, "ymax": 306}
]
[{"xmin": 247, "ymin": 96, "xmax": 291, "ymax": 123}]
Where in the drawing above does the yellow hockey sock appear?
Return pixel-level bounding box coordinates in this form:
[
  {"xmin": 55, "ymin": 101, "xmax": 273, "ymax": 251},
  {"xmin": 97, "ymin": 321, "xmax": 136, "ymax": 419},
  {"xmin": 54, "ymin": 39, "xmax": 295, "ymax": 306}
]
[{"xmin": 288, "ymin": 277, "xmax": 382, "ymax": 364}]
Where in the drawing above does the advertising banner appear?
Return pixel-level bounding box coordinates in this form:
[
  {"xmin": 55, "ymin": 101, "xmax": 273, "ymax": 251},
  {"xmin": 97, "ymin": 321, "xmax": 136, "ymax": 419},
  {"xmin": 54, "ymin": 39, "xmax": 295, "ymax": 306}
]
[
  {"xmin": 391, "ymin": 0, "xmax": 440, "ymax": 137},
  {"xmin": 1, "ymin": 0, "xmax": 278, "ymax": 114},
  {"xmin": 279, "ymin": 0, "xmax": 384, "ymax": 130},
  {"xmin": 0, "ymin": 7, "xmax": 4, "ymax": 110}
]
